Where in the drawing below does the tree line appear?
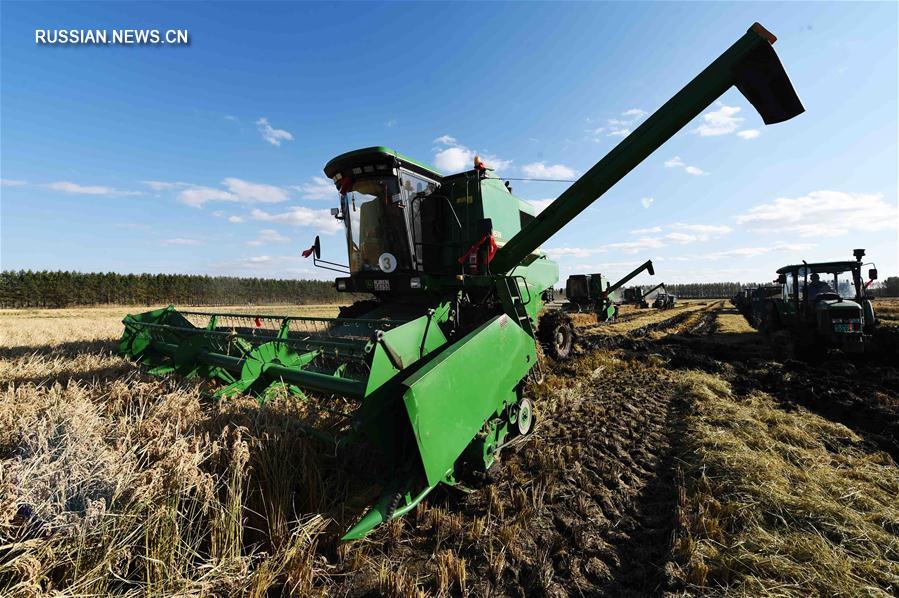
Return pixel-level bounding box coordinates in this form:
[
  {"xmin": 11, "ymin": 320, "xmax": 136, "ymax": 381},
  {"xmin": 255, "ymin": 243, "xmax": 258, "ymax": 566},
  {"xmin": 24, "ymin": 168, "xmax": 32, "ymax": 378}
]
[
  {"xmin": 3, "ymin": 270, "xmax": 897, "ymax": 309},
  {"xmin": 0, "ymin": 271, "xmax": 351, "ymax": 308}
]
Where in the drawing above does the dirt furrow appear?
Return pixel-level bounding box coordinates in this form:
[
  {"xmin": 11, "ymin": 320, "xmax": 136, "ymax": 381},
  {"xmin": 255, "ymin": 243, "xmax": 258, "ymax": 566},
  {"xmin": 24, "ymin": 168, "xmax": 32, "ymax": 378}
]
[{"xmin": 631, "ymin": 303, "xmax": 899, "ymax": 461}]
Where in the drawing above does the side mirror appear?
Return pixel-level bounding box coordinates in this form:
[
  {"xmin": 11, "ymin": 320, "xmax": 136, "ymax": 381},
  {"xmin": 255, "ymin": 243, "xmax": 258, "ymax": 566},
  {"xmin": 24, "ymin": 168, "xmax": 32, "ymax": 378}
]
[
  {"xmin": 647, "ymin": 261, "xmax": 655, "ymax": 276},
  {"xmin": 314, "ymin": 236, "xmax": 321, "ymax": 260},
  {"xmin": 330, "ymin": 207, "xmax": 342, "ymax": 220},
  {"xmin": 868, "ymin": 268, "xmax": 878, "ymax": 280},
  {"xmin": 777, "ymin": 274, "xmax": 786, "ymax": 284}
]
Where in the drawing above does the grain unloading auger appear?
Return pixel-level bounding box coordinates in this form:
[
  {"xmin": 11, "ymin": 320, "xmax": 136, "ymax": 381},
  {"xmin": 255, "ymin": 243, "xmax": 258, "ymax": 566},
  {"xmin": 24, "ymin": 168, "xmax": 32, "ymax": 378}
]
[{"xmin": 120, "ymin": 23, "xmax": 803, "ymax": 540}]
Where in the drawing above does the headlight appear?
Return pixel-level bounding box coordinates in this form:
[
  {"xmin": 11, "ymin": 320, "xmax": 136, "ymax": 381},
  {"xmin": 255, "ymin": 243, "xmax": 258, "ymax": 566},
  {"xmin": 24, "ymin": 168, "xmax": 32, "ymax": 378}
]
[
  {"xmin": 410, "ymin": 277, "xmax": 422, "ymax": 289},
  {"xmin": 336, "ymin": 279, "xmax": 347, "ymax": 291}
]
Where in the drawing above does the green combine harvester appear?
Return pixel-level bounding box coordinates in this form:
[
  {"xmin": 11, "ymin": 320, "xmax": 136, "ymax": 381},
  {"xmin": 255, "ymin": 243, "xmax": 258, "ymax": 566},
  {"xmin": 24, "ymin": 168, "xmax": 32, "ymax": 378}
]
[
  {"xmin": 564, "ymin": 259, "xmax": 655, "ymax": 320},
  {"xmin": 120, "ymin": 23, "xmax": 804, "ymax": 539},
  {"xmin": 623, "ymin": 282, "xmax": 665, "ymax": 308}
]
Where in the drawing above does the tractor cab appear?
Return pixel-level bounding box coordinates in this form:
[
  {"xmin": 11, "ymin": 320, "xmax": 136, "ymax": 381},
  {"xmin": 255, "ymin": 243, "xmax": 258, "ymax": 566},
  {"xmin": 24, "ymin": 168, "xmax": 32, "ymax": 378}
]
[{"xmin": 774, "ymin": 249, "xmax": 878, "ymax": 350}]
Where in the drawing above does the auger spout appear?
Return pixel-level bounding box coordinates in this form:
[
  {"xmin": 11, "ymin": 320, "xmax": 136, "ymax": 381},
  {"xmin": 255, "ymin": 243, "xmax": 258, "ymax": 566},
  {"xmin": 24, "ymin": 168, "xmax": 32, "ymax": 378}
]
[
  {"xmin": 606, "ymin": 260, "xmax": 654, "ymax": 297},
  {"xmin": 642, "ymin": 283, "xmax": 666, "ymax": 299},
  {"xmin": 490, "ymin": 23, "xmax": 803, "ymax": 273}
]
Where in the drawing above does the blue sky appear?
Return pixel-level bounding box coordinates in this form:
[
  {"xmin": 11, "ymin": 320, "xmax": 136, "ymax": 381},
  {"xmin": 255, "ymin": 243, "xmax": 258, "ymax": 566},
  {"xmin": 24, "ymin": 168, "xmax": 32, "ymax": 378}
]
[{"xmin": 2, "ymin": 1, "xmax": 896, "ymax": 284}]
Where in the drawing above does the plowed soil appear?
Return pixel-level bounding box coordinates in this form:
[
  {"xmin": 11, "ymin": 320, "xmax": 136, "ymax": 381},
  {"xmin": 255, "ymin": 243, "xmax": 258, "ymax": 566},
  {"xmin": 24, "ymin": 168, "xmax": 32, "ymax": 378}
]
[{"xmin": 1, "ymin": 301, "xmax": 897, "ymax": 596}]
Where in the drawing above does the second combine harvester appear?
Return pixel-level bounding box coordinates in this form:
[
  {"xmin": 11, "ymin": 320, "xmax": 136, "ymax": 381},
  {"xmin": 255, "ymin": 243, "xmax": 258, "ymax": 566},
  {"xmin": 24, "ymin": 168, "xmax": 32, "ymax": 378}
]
[{"xmin": 120, "ymin": 23, "xmax": 804, "ymax": 539}]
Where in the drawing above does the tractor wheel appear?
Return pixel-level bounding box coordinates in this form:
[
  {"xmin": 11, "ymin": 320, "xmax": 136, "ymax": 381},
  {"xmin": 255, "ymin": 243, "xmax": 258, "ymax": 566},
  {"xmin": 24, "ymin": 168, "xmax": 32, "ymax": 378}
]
[
  {"xmin": 538, "ymin": 312, "xmax": 574, "ymax": 361},
  {"xmin": 516, "ymin": 397, "xmax": 534, "ymax": 435},
  {"xmin": 759, "ymin": 302, "xmax": 778, "ymax": 334}
]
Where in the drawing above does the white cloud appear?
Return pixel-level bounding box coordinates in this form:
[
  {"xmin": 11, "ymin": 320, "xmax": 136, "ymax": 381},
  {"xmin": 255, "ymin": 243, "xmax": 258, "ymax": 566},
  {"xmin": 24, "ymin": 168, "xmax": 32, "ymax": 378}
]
[
  {"xmin": 227, "ymin": 215, "xmax": 244, "ymax": 223},
  {"xmin": 161, "ymin": 238, "xmax": 204, "ymax": 246},
  {"xmin": 631, "ymin": 226, "xmax": 662, "ymax": 234},
  {"xmin": 225, "ymin": 115, "xmax": 238, "ymax": 122},
  {"xmin": 483, "ymin": 155, "xmax": 512, "ymax": 172},
  {"xmin": 548, "ymin": 221, "xmax": 731, "ymax": 260},
  {"xmin": 246, "ymin": 228, "xmax": 291, "ymax": 246},
  {"xmin": 142, "ymin": 180, "xmax": 190, "ymax": 191},
  {"xmin": 602, "ymin": 108, "xmax": 647, "ymax": 138},
  {"xmin": 521, "ymin": 162, "xmax": 576, "ymax": 180},
  {"xmin": 48, "ymin": 181, "xmax": 142, "ymax": 196},
  {"xmin": 205, "ymin": 254, "xmax": 333, "ymax": 280},
  {"xmin": 1, "ymin": 178, "xmax": 26, "ymax": 186},
  {"xmin": 527, "ymin": 198, "xmax": 554, "ymax": 213},
  {"xmin": 641, "ymin": 197, "xmax": 655, "ymax": 208},
  {"xmin": 737, "ymin": 129, "xmax": 760, "ymax": 140},
  {"xmin": 256, "ymin": 117, "xmax": 294, "ymax": 146},
  {"xmin": 665, "ymin": 232, "xmax": 701, "ymax": 244},
  {"xmin": 546, "ymin": 235, "xmax": 665, "ymax": 258},
  {"xmin": 603, "ymin": 236, "xmax": 666, "ymax": 253},
  {"xmin": 671, "ymin": 223, "xmax": 733, "ymax": 235},
  {"xmin": 672, "ymin": 242, "xmax": 816, "ymax": 262},
  {"xmin": 693, "ymin": 104, "xmax": 744, "ymax": 136},
  {"xmin": 662, "ymin": 223, "xmax": 732, "ymax": 244},
  {"xmin": 251, "ymin": 206, "xmax": 342, "ymax": 234},
  {"xmin": 544, "ymin": 247, "xmax": 595, "ymax": 259},
  {"xmin": 737, "ymin": 190, "xmax": 898, "ymax": 237},
  {"xmin": 434, "ymin": 146, "xmax": 475, "ymax": 173},
  {"xmin": 163, "ymin": 178, "xmax": 287, "ymax": 207},
  {"xmin": 177, "ymin": 185, "xmax": 238, "ymax": 207},
  {"xmin": 432, "ymin": 135, "xmax": 512, "ymax": 173},
  {"xmin": 664, "ymin": 156, "xmax": 706, "ymax": 176},
  {"xmin": 386, "ymin": 119, "xmax": 397, "ymax": 127},
  {"xmin": 561, "ymin": 260, "xmax": 646, "ymax": 273},
  {"xmin": 222, "ymin": 177, "xmax": 288, "ymax": 203}
]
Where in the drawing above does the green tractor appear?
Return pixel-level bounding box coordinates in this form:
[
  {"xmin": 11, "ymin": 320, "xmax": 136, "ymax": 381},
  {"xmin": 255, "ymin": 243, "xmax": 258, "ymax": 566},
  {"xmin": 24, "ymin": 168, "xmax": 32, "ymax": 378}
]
[
  {"xmin": 652, "ymin": 287, "xmax": 677, "ymax": 309},
  {"xmin": 119, "ymin": 23, "xmax": 803, "ymax": 539},
  {"xmin": 760, "ymin": 249, "xmax": 879, "ymax": 357}
]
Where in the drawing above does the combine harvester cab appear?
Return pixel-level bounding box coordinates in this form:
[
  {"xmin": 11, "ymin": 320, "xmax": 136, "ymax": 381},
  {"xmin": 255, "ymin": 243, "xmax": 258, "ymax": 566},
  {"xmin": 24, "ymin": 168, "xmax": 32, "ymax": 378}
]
[
  {"xmin": 761, "ymin": 249, "xmax": 880, "ymax": 356},
  {"xmin": 120, "ymin": 22, "xmax": 804, "ymax": 539}
]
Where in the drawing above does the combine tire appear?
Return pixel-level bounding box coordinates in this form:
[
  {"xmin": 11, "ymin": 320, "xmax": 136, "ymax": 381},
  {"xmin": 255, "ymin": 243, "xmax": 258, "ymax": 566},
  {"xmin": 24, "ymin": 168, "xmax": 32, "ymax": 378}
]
[
  {"xmin": 538, "ymin": 312, "xmax": 574, "ymax": 361},
  {"xmin": 516, "ymin": 397, "xmax": 534, "ymax": 435}
]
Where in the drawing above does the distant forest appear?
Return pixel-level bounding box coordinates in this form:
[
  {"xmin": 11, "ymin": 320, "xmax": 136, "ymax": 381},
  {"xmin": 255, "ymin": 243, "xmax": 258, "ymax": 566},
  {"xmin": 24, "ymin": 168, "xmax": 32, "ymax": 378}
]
[
  {"xmin": 0, "ymin": 271, "xmax": 351, "ymax": 308},
  {"xmin": 1, "ymin": 270, "xmax": 896, "ymax": 309}
]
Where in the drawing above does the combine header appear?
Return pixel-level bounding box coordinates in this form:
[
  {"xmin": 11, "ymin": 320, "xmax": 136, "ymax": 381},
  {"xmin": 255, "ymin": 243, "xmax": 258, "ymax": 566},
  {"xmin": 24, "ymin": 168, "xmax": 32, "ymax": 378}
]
[{"xmin": 120, "ymin": 23, "xmax": 803, "ymax": 539}]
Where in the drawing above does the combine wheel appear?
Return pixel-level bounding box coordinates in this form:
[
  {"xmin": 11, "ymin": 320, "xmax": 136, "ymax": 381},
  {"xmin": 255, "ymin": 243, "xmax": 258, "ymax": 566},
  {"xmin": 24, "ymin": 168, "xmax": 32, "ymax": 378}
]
[
  {"xmin": 538, "ymin": 312, "xmax": 574, "ymax": 361},
  {"xmin": 516, "ymin": 397, "xmax": 534, "ymax": 435}
]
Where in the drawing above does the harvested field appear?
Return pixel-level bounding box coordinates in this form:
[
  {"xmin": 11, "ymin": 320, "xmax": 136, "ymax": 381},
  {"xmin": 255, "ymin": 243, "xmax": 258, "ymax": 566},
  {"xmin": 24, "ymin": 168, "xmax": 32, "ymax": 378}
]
[{"xmin": 1, "ymin": 302, "xmax": 897, "ymax": 596}]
